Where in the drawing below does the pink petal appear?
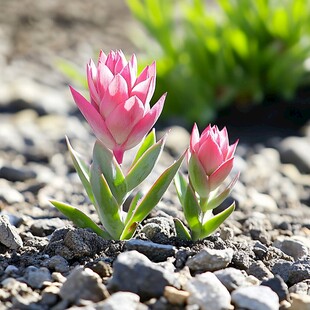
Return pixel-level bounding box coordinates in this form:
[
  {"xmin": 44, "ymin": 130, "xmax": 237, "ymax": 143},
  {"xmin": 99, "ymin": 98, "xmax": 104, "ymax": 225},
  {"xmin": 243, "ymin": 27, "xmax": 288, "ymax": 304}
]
[
  {"xmin": 69, "ymin": 86, "xmax": 116, "ymax": 149},
  {"xmin": 105, "ymin": 51, "xmax": 117, "ymax": 73},
  {"xmin": 200, "ymin": 124, "xmax": 212, "ymax": 139},
  {"xmin": 114, "ymin": 50, "xmax": 128, "ymax": 74},
  {"xmin": 198, "ymin": 135, "xmax": 223, "ymax": 175},
  {"xmin": 87, "ymin": 60, "xmax": 100, "ymax": 109},
  {"xmin": 190, "ymin": 123, "xmax": 200, "ymax": 153},
  {"xmin": 100, "ymin": 74, "xmax": 129, "ymax": 118},
  {"xmin": 209, "ymin": 157, "xmax": 234, "ymax": 191},
  {"xmin": 120, "ymin": 54, "xmax": 137, "ymax": 90},
  {"xmin": 98, "ymin": 50, "xmax": 107, "ymax": 65},
  {"xmin": 129, "ymin": 54, "xmax": 137, "ymax": 82},
  {"xmin": 113, "ymin": 147, "xmax": 125, "ymax": 165},
  {"xmin": 217, "ymin": 127, "xmax": 229, "ymax": 158},
  {"xmin": 123, "ymin": 92, "xmax": 166, "ymax": 150},
  {"xmin": 105, "ymin": 96, "xmax": 145, "ymax": 145},
  {"xmin": 131, "ymin": 76, "xmax": 154, "ymax": 109},
  {"xmin": 226, "ymin": 139, "xmax": 239, "ymax": 159},
  {"xmin": 135, "ymin": 61, "xmax": 156, "ymax": 86},
  {"xmin": 97, "ymin": 64, "xmax": 114, "ymax": 99}
]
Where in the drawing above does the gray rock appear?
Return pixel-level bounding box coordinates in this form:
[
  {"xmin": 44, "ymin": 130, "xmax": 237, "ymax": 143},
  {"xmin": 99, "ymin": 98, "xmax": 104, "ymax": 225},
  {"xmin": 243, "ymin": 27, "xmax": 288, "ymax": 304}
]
[
  {"xmin": 30, "ymin": 218, "xmax": 66, "ymax": 237},
  {"xmin": 186, "ymin": 248, "xmax": 233, "ymax": 272},
  {"xmin": 45, "ymin": 227, "xmax": 109, "ymax": 260},
  {"xmin": 85, "ymin": 260, "xmax": 113, "ymax": 278},
  {"xmin": 41, "ymin": 284, "xmax": 60, "ymax": 307},
  {"xmin": 289, "ymin": 280, "xmax": 310, "ymax": 295},
  {"xmin": 0, "ymin": 165, "xmax": 36, "ymax": 182},
  {"xmin": 214, "ymin": 267, "xmax": 257, "ymax": 292},
  {"xmin": 273, "ymin": 237, "xmax": 309, "ymax": 260},
  {"xmin": 185, "ymin": 272, "xmax": 232, "ymax": 310},
  {"xmin": 0, "ymin": 215, "xmax": 23, "ymax": 249},
  {"xmin": 279, "ymin": 136, "xmax": 310, "ymax": 173},
  {"xmin": 60, "ymin": 267, "xmax": 109, "ymax": 303},
  {"xmin": 4, "ymin": 265, "xmax": 19, "ymax": 277},
  {"xmin": 125, "ymin": 239, "xmax": 176, "ymax": 262},
  {"xmin": 232, "ymin": 249, "xmax": 253, "ymax": 269},
  {"xmin": 272, "ymin": 259, "xmax": 310, "ymax": 285},
  {"xmin": 140, "ymin": 216, "xmax": 175, "ymax": 242},
  {"xmin": 98, "ymin": 292, "xmax": 147, "ymax": 310},
  {"xmin": 0, "ymin": 184, "xmax": 24, "ymax": 204},
  {"xmin": 261, "ymin": 275, "xmax": 289, "ymax": 302},
  {"xmin": 108, "ymin": 250, "xmax": 179, "ymax": 301},
  {"xmin": 247, "ymin": 260, "xmax": 274, "ymax": 281},
  {"xmin": 231, "ymin": 285, "xmax": 279, "ymax": 310},
  {"xmin": 48, "ymin": 255, "xmax": 70, "ymax": 274},
  {"xmin": 23, "ymin": 266, "xmax": 52, "ymax": 289}
]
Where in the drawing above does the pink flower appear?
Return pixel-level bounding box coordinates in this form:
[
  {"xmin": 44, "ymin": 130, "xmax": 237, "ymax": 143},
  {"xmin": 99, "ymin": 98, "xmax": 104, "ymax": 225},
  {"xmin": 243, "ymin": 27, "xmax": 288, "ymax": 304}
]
[
  {"xmin": 188, "ymin": 123, "xmax": 238, "ymax": 197},
  {"xmin": 70, "ymin": 50, "xmax": 166, "ymax": 164}
]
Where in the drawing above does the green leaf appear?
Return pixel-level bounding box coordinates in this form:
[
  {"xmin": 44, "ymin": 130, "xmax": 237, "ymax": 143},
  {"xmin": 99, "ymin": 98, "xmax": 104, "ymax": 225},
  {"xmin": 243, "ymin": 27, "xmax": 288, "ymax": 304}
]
[
  {"xmin": 204, "ymin": 173, "xmax": 239, "ymax": 211},
  {"xmin": 93, "ymin": 140, "xmax": 128, "ymax": 204},
  {"xmin": 124, "ymin": 192, "xmax": 143, "ymax": 226},
  {"xmin": 121, "ymin": 151, "xmax": 186, "ymax": 240},
  {"xmin": 126, "ymin": 134, "xmax": 166, "ymax": 192},
  {"xmin": 174, "ymin": 218, "xmax": 191, "ymax": 241},
  {"xmin": 183, "ymin": 181, "xmax": 202, "ymax": 239},
  {"xmin": 90, "ymin": 162, "xmax": 124, "ymax": 239},
  {"xmin": 188, "ymin": 153, "xmax": 210, "ymax": 199},
  {"xmin": 50, "ymin": 200, "xmax": 111, "ymax": 239},
  {"xmin": 131, "ymin": 129, "xmax": 156, "ymax": 167},
  {"xmin": 198, "ymin": 202, "xmax": 235, "ymax": 240},
  {"xmin": 66, "ymin": 137, "xmax": 95, "ymax": 204},
  {"xmin": 174, "ymin": 171, "xmax": 187, "ymax": 205}
]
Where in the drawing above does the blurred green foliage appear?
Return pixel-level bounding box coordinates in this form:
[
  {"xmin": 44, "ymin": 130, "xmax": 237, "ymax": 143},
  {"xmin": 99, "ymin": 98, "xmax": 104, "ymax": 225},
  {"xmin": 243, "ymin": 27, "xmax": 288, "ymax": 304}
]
[{"xmin": 127, "ymin": 0, "xmax": 310, "ymax": 124}]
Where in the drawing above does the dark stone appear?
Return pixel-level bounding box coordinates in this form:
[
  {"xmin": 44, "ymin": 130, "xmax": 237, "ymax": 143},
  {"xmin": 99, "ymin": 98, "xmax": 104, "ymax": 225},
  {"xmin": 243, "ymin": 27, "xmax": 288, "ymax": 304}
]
[
  {"xmin": 0, "ymin": 166, "xmax": 36, "ymax": 182},
  {"xmin": 125, "ymin": 239, "xmax": 176, "ymax": 263},
  {"xmin": 261, "ymin": 275, "xmax": 289, "ymax": 302},
  {"xmin": 108, "ymin": 250, "xmax": 180, "ymax": 301}
]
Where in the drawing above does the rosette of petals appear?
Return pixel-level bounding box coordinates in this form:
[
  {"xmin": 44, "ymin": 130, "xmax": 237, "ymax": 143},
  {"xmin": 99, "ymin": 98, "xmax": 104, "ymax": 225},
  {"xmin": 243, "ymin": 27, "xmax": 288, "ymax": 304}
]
[
  {"xmin": 188, "ymin": 123, "xmax": 238, "ymax": 197},
  {"xmin": 70, "ymin": 50, "xmax": 166, "ymax": 164}
]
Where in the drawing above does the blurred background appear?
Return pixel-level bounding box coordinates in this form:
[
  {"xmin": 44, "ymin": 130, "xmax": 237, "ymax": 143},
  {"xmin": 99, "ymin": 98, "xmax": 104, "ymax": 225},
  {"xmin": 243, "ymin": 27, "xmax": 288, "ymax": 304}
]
[{"xmin": 0, "ymin": 0, "xmax": 310, "ymax": 144}]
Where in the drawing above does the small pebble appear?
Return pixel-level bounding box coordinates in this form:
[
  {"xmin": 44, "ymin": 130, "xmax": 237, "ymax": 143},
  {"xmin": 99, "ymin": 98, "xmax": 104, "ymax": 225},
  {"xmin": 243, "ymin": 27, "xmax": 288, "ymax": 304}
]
[
  {"xmin": 231, "ymin": 285, "xmax": 279, "ymax": 310},
  {"xmin": 186, "ymin": 247, "xmax": 234, "ymax": 272},
  {"xmin": 185, "ymin": 272, "xmax": 232, "ymax": 310}
]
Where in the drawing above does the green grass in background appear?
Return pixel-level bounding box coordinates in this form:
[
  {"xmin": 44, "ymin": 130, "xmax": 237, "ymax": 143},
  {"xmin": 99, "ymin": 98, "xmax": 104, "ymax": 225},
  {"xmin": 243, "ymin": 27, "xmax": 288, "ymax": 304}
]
[{"xmin": 127, "ymin": 0, "xmax": 310, "ymax": 125}]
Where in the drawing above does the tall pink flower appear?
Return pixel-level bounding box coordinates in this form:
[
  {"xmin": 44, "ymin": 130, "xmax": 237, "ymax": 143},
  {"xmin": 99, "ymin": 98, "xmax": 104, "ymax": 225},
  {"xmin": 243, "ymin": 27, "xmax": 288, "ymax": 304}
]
[
  {"xmin": 188, "ymin": 123, "xmax": 238, "ymax": 198},
  {"xmin": 70, "ymin": 50, "xmax": 166, "ymax": 164}
]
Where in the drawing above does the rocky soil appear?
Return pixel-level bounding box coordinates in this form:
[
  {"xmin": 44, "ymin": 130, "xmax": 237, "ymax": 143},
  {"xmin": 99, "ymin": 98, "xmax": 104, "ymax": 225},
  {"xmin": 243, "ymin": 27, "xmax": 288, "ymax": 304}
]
[{"xmin": 0, "ymin": 0, "xmax": 310, "ymax": 309}]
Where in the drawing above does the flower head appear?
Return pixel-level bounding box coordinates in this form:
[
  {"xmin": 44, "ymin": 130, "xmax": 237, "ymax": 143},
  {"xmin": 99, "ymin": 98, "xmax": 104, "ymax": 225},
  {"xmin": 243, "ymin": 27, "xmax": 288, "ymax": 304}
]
[
  {"xmin": 70, "ymin": 50, "xmax": 166, "ymax": 163},
  {"xmin": 188, "ymin": 123, "xmax": 238, "ymax": 197}
]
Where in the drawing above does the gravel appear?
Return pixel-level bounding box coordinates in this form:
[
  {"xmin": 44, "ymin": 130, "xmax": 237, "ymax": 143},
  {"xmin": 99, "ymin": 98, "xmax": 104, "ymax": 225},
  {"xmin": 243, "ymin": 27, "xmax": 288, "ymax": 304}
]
[{"xmin": 0, "ymin": 0, "xmax": 310, "ymax": 309}]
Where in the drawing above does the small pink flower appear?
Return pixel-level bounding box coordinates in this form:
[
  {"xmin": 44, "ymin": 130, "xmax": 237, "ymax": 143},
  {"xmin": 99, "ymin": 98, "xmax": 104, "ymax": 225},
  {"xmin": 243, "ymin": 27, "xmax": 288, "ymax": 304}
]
[
  {"xmin": 188, "ymin": 123, "xmax": 238, "ymax": 197},
  {"xmin": 70, "ymin": 50, "xmax": 166, "ymax": 164}
]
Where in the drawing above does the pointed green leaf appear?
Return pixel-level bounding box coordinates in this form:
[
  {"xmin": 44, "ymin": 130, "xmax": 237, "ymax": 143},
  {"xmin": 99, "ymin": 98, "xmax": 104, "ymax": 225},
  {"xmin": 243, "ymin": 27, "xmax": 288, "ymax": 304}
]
[
  {"xmin": 174, "ymin": 172, "xmax": 188, "ymax": 205},
  {"xmin": 124, "ymin": 192, "xmax": 143, "ymax": 225},
  {"xmin": 174, "ymin": 218, "xmax": 191, "ymax": 241},
  {"xmin": 121, "ymin": 151, "xmax": 186, "ymax": 240},
  {"xmin": 198, "ymin": 202, "xmax": 235, "ymax": 240},
  {"xmin": 183, "ymin": 180, "xmax": 202, "ymax": 237},
  {"xmin": 204, "ymin": 173, "xmax": 239, "ymax": 211},
  {"xmin": 126, "ymin": 134, "xmax": 166, "ymax": 192},
  {"xmin": 90, "ymin": 162, "xmax": 124, "ymax": 239},
  {"xmin": 93, "ymin": 140, "xmax": 128, "ymax": 204},
  {"xmin": 131, "ymin": 129, "xmax": 156, "ymax": 167},
  {"xmin": 66, "ymin": 137, "xmax": 95, "ymax": 204},
  {"xmin": 188, "ymin": 153, "xmax": 210, "ymax": 199},
  {"xmin": 50, "ymin": 200, "xmax": 111, "ymax": 239}
]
